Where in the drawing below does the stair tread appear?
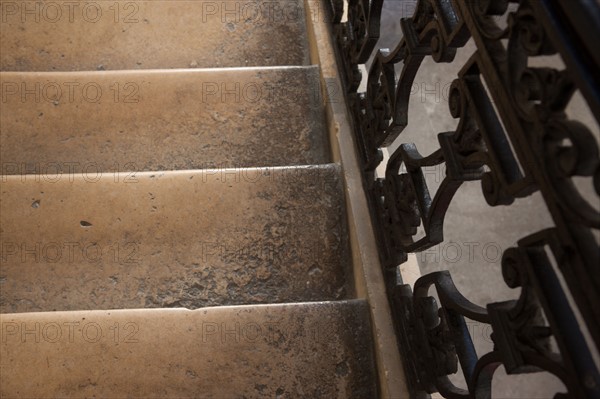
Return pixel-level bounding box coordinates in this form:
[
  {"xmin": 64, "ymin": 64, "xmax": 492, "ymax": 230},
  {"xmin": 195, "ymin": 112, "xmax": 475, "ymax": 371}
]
[
  {"xmin": 0, "ymin": 0, "xmax": 310, "ymax": 71},
  {"xmin": 0, "ymin": 165, "xmax": 349, "ymax": 313},
  {"xmin": 0, "ymin": 300, "xmax": 378, "ymax": 398},
  {"xmin": 0, "ymin": 67, "xmax": 328, "ymax": 171}
]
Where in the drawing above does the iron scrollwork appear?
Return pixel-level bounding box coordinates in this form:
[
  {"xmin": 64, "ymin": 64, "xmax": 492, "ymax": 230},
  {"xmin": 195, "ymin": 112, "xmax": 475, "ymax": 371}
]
[{"xmin": 333, "ymin": 0, "xmax": 600, "ymax": 397}]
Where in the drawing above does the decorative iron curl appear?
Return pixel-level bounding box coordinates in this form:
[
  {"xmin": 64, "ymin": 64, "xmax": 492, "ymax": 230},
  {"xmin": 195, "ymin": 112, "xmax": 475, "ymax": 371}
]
[
  {"xmin": 334, "ymin": 0, "xmax": 384, "ymax": 91},
  {"xmin": 333, "ymin": 0, "xmax": 600, "ymax": 397}
]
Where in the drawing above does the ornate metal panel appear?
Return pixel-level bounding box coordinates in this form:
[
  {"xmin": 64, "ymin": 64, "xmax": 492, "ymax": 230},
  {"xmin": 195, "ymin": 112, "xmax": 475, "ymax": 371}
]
[{"xmin": 332, "ymin": 0, "xmax": 600, "ymax": 397}]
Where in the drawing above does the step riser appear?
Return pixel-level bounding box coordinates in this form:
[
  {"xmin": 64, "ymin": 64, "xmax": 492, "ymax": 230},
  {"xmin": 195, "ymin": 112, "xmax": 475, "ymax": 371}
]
[
  {"xmin": 0, "ymin": 67, "xmax": 329, "ymax": 171},
  {"xmin": 1, "ymin": 0, "xmax": 310, "ymax": 71},
  {"xmin": 0, "ymin": 301, "xmax": 378, "ymax": 397},
  {"xmin": 0, "ymin": 165, "xmax": 350, "ymax": 313}
]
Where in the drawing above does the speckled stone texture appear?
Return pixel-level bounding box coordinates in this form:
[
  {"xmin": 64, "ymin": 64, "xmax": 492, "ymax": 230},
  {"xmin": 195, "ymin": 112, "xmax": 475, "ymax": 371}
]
[
  {"xmin": 0, "ymin": 165, "xmax": 350, "ymax": 313},
  {"xmin": 0, "ymin": 67, "xmax": 328, "ymax": 171},
  {"xmin": 0, "ymin": 300, "xmax": 378, "ymax": 398},
  {"xmin": 0, "ymin": 0, "xmax": 310, "ymax": 71},
  {"xmin": 0, "ymin": 0, "xmax": 383, "ymax": 395}
]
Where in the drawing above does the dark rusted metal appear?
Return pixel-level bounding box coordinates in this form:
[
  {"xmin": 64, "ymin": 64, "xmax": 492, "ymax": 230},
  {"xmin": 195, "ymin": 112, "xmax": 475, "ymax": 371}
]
[{"xmin": 333, "ymin": 0, "xmax": 600, "ymax": 397}]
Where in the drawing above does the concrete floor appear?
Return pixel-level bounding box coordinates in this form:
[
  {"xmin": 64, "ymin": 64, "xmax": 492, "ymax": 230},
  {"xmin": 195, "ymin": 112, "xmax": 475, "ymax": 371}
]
[{"xmin": 364, "ymin": 1, "xmax": 600, "ymax": 397}]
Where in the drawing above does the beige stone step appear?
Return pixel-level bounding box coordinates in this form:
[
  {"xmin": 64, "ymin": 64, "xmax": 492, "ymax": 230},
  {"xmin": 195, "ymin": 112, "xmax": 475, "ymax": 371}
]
[
  {"xmin": 0, "ymin": 300, "xmax": 378, "ymax": 398},
  {"xmin": 0, "ymin": 165, "xmax": 349, "ymax": 313},
  {"xmin": 0, "ymin": 67, "xmax": 328, "ymax": 172},
  {"xmin": 0, "ymin": 0, "xmax": 310, "ymax": 71}
]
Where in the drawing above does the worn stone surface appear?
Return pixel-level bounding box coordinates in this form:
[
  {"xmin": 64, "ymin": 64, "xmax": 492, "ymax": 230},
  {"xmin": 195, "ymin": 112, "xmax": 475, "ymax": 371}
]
[
  {"xmin": 0, "ymin": 67, "xmax": 328, "ymax": 172},
  {"xmin": 0, "ymin": 0, "xmax": 310, "ymax": 71},
  {"xmin": 0, "ymin": 165, "xmax": 350, "ymax": 313},
  {"xmin": 0, "ymin": 300, "xmax": 378, "ymax": 398}
]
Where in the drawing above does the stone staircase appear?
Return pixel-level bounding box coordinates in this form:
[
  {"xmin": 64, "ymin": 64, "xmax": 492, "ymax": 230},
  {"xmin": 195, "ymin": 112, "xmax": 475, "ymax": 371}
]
[{"xmin": 0, "ymin": 1, "xmax": 380, "ymax": 397}]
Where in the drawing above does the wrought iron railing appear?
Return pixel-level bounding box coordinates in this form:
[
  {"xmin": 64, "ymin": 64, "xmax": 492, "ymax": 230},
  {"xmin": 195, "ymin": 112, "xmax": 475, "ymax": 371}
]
[{"xmin": 331, "ymin": 0, "xmax": 600, "ymax": 397}]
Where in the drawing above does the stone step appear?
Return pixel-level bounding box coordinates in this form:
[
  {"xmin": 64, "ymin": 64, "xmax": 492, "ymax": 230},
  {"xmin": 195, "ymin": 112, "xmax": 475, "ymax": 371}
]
[
  {"xmin": 0, "ymin": 0, "xmax": 310, "ymax": 71},
  {"xmin": 0, "ymin": 66, "xmax": 328, "ymax": 172},
  {"xmin": 0, "ymin": 165, "xmax": 349, "ymax": 313},
  {"xmin": 0, "ymin": 300, "xmax": 378, "ymax": 398}
]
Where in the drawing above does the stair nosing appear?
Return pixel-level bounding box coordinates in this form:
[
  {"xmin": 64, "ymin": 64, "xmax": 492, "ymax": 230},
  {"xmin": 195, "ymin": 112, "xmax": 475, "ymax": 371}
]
[
  {"xmin": 0, "ymin": 65, "xmax": 320, "ymax": 77},
  {"xmin": 0, "ymin": 163, "xmax": 339, "ymax": 179},
  {"xmin": 0, "ymin": 299, "xmax": 366, "ymax": 317}
]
